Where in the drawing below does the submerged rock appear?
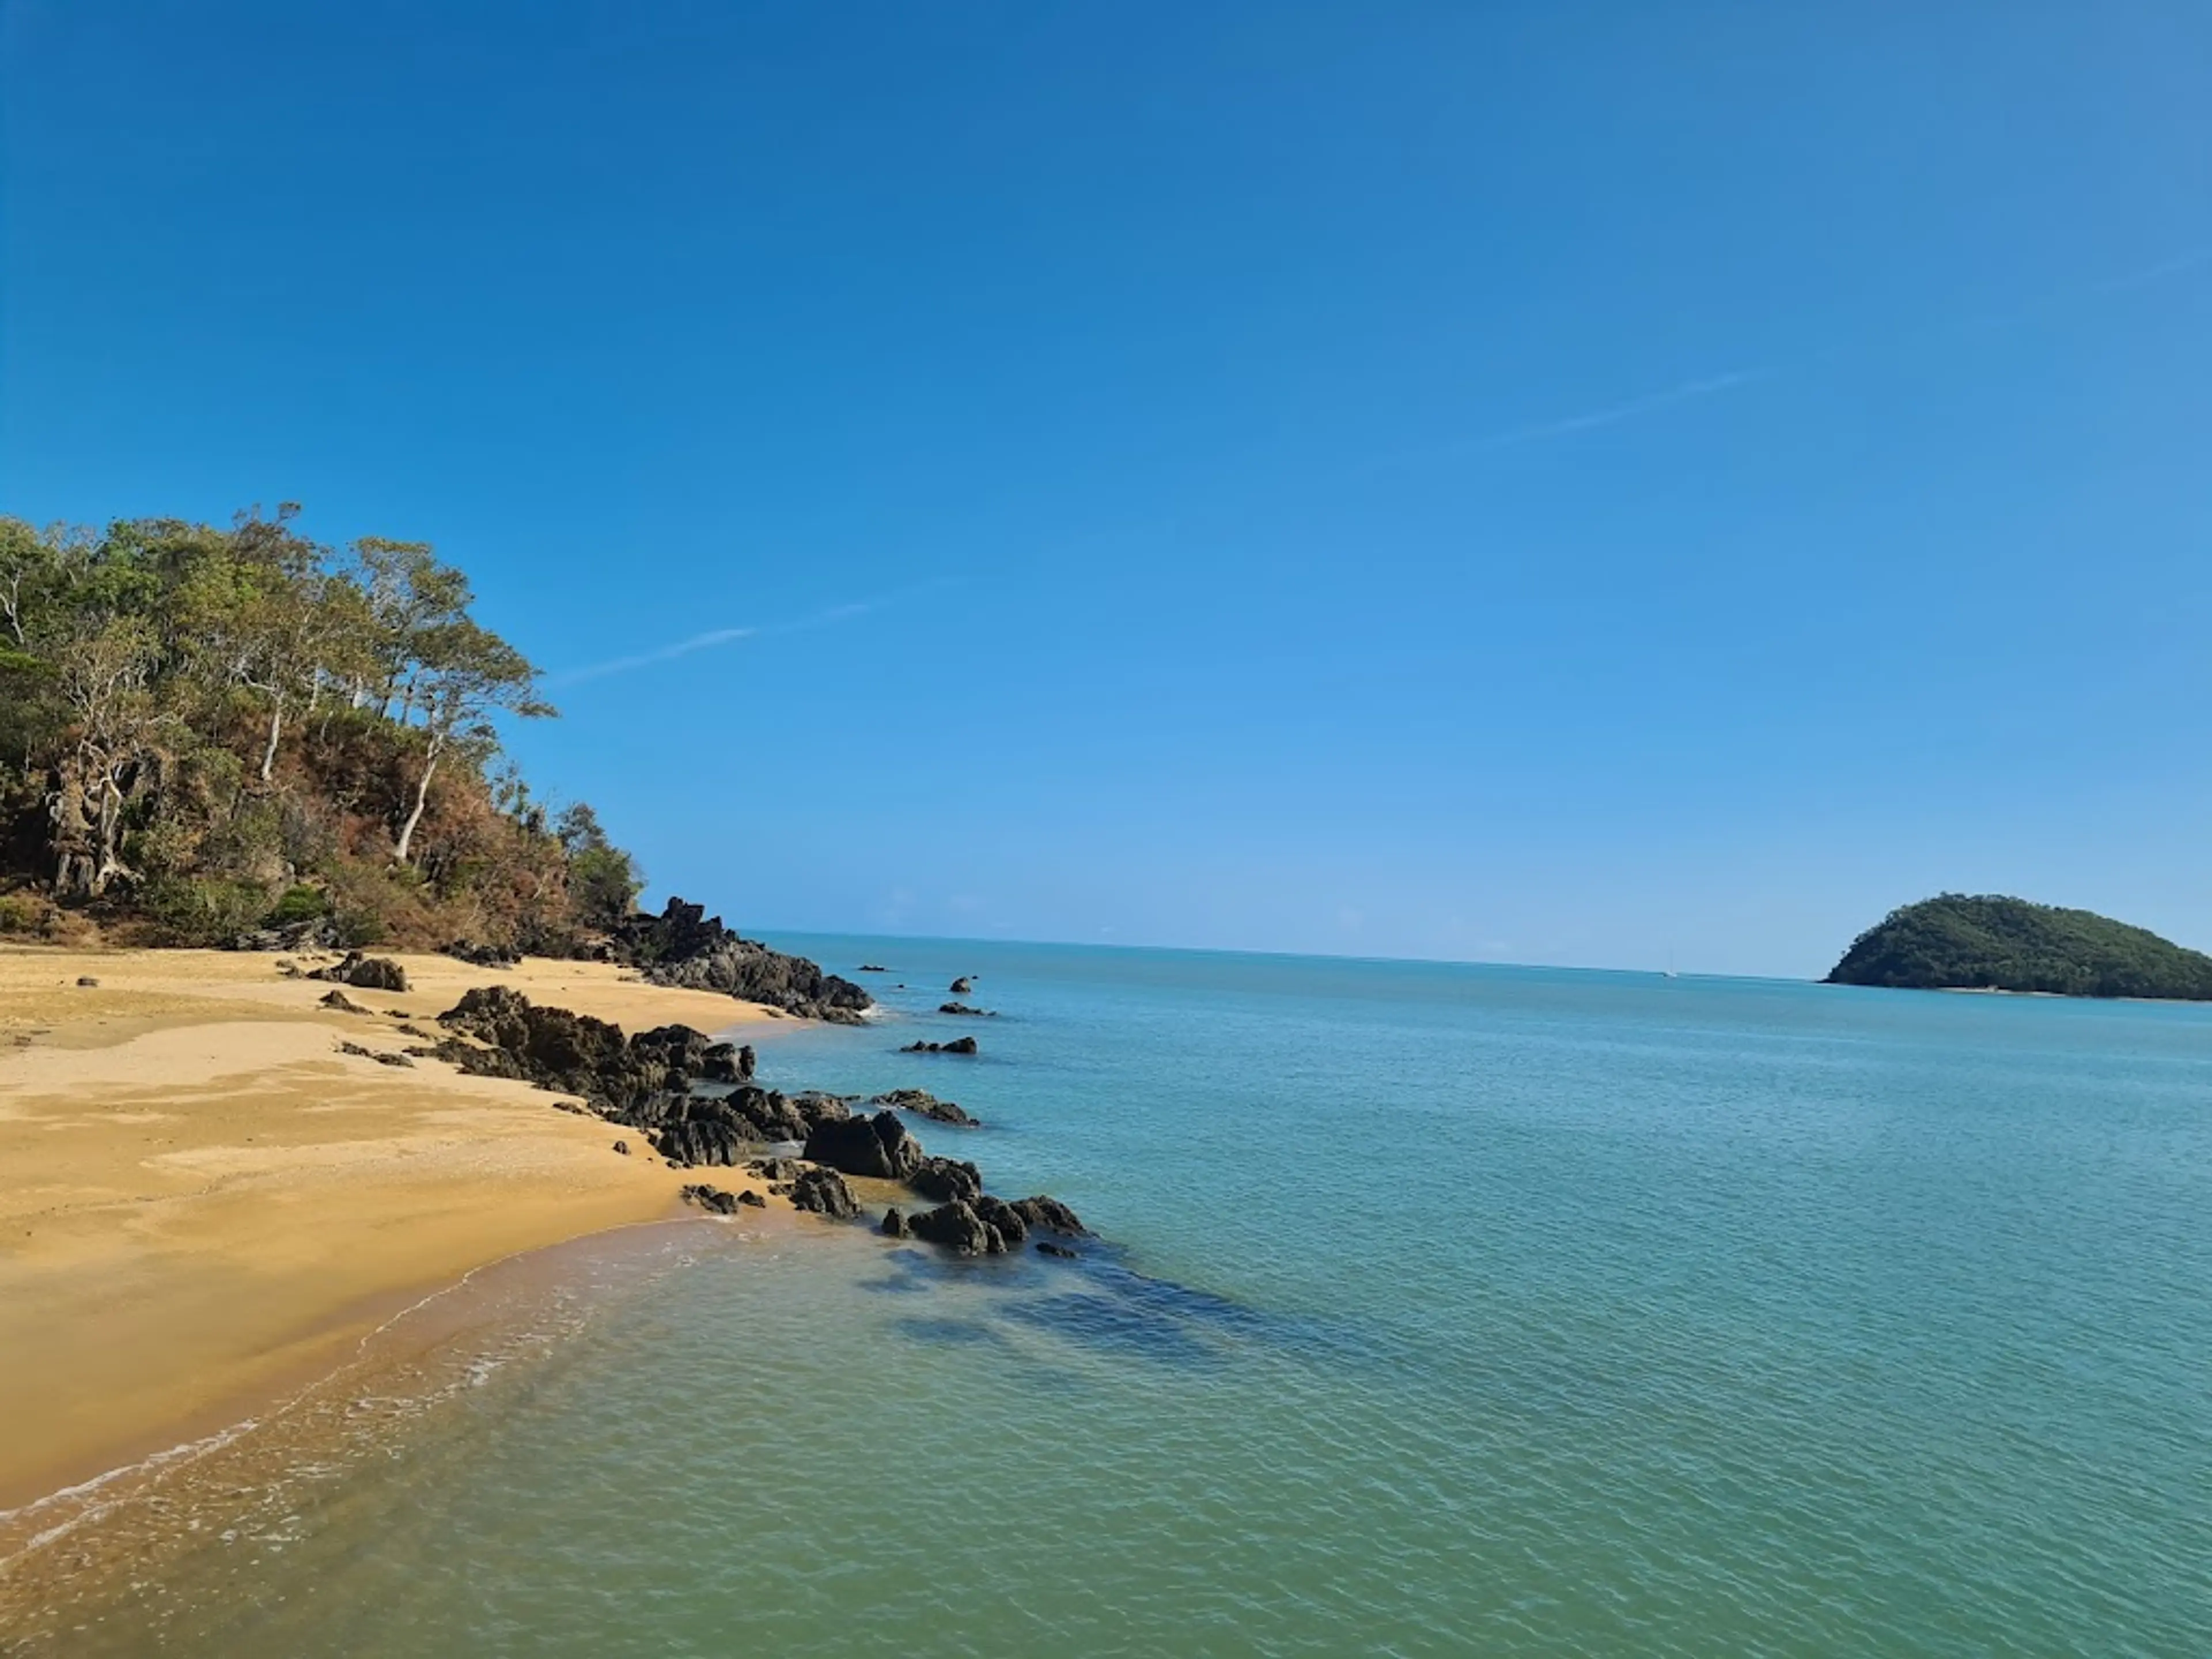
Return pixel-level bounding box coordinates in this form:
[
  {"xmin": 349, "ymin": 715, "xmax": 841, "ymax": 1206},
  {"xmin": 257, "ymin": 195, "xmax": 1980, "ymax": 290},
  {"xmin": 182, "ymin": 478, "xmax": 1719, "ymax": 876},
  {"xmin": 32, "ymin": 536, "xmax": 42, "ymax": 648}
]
[
  {"xmin": 1036, "ymin": 1241, "xmax": 1079, "ymax": 1259},
  {"xmin": 937, "ymin": 1002, "xmax": 997, "ymax": 1017},
  {"xmin": 900, "ymin": 1036, "xmax": 978, "ymax": 1055},
  {"xmin": 869, "ymin": 1088, "xmax": 979, "ymax": 1128}
]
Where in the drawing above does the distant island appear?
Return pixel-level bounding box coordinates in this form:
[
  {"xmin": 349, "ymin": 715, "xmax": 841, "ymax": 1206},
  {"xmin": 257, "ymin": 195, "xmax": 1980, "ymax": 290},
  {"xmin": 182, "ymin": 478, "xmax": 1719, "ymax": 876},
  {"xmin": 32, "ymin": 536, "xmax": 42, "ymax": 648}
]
[{"xmin": 1825, "ymin": 894, "xmax": 2212, "ymax": 1001}]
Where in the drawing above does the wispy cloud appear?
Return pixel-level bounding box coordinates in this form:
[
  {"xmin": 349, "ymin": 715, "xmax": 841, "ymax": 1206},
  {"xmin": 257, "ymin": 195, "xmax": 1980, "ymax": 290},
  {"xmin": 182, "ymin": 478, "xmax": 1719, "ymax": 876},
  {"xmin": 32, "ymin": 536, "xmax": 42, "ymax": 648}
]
[
  {"xmin": 552, "ymin": 626, "xmax": 758, "ymax": 686},
  {"xmin": 548, "ymin": 578, "xmax": 961, "ymax": 688},
  {"xmin": 1374, "ymin": 240, "xmax": 2212, "ymax": 475}
]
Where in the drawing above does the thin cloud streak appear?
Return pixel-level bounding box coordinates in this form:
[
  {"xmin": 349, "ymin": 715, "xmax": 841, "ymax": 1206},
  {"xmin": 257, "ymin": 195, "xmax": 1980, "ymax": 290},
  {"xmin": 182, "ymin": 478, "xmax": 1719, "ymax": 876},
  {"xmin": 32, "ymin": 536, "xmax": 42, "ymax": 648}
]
[
  {"xmin": 1375, "ymin": 239, "xmax": 2211, "ymax": 476},
  {"xmin": 553, "ymin": 626, "xmax": 758, "ymax": 686},
  {"xmin": 549, "ymin": 578, "xmax": 963, "ymax": 688}
]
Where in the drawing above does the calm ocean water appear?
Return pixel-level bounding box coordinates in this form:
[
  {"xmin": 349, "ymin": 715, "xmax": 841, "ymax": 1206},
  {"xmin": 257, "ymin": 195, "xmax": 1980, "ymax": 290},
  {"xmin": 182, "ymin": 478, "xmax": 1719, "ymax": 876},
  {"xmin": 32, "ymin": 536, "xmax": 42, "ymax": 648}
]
[{"xmin": 7, "ymin": 941, "xmax": 2210, "ymax": 1656}]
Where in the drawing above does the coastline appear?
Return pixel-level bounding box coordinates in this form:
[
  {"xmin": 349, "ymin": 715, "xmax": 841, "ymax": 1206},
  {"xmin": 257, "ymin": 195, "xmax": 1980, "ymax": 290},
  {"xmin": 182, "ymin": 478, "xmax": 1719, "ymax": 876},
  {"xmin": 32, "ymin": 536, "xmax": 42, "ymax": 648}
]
[{"xmin": 0, "ymin": 944, "xmax": 783, "ymax": 1513}]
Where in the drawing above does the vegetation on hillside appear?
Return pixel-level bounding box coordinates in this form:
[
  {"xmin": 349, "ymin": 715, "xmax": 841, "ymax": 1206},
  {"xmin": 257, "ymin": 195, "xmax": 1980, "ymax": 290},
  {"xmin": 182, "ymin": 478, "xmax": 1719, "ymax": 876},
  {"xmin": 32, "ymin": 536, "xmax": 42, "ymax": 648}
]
[
  {"xmin": 0, "ymin": 506, "xmax": 643, "ymax": 950},
  {"xmin": 1825, "ymin": 894, "xmax": 2212, "ymax": 1001}
]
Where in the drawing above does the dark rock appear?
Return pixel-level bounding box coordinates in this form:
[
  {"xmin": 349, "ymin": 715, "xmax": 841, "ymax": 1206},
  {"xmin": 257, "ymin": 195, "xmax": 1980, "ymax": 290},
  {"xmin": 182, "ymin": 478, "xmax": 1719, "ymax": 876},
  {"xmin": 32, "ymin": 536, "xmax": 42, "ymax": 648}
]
[
  {"xmin": 1036, "ymin": 1241, "xmax": 1079, "ymax": 1259},
  {"xmin": 309, "ymin": 952, "xmax": 410, "ymax": 993},
  {"xmin": 900, "ymin": 1036, "xmax": 978, "ymax": 1055},
  {"xmin": 937, "ymin": 1002, "xmax": 997, "ymax": 1017},
  {"xmin": 1009, "ymin": 1195, "xmax": 1089, "ymax": 1236},
  {"xmin": 681, "ymin": 1183, "xmax": 741, "ymax": 1216},
  {"xmin": 607, "ymin": 898, "xmax": 873, "ymax": 1023},
  {"xmin": 396, "ymin": 1023, "xmax": 428, "ymax": 1037},
  {"xmin": 75, "ymin": 976, "xmax": 99, "ymax": 988},
  {"xmin": 868, "ymin": 1088, "xmax": 979, "ymax": 1128},
  {"xmin": 338, "ymin": 1040, "xmax": 373, "ymax": 1058},
  {"xmin": 973, "ymin": 1194, "xmax": 1029, "ymax": 1246},
  {"xmin": 700, "ymin": 1041, "xmax": 755, "ymax": 1084},
  {"xmin": 320, "ymin": 989, "xmax": 371, "ymax": 1014},
  {"xmin": 444, "ymin": 940, "xmax": 521, "ymax": 969},
  {"xmin": 612, "ymin": 1139, "xmax": 630, "ymax": 1155},
  {"xmin": 802, "ymin": 1111, "xmax": 922, "ymax": 1181},
  {"xmin": 787, "ymin": 1166, "xmax": 861, "ymax": 1219},
  {"xmin": 949, "ymin": 976, "xmax": 974, "ymax": 994},
  {"xmin": 907, "ymin": 1156, "xmax": 983, "ymax": 1206},
  {"xmin": 858, "ymin": 964, "xmax": 888, "ymax": 973},
  {"xmin": 880, "ymin": 1206, "xmax": 910, "ymax": 1238},
  {"xmin": 745, "ymin": 1157, "xmax": 805, "ymax": 1181},
  {"xmin": 906, "ymin": 1199, "xmax": 1003, "ymax": 1256},
  {"xmin": 372, "ymin": 1050, "xmax": 415, "ymax": 1068},
  {"xmin": 737, "ymin": 1189, "xmax": 767, "ymax": 1209}
]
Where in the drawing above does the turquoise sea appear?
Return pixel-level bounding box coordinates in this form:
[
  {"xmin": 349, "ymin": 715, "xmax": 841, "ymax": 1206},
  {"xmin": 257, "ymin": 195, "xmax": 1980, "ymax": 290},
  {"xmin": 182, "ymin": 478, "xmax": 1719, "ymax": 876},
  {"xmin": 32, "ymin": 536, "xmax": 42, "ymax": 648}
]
[{"xmin": 5, "ymin": 941, "xmax": 2209, "ymax": 1656}]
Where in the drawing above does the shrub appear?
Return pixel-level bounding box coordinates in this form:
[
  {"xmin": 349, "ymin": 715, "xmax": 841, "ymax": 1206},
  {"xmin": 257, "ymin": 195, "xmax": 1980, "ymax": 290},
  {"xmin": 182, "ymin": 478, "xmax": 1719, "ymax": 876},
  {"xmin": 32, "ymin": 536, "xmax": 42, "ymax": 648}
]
[{"xmin": 266, "ymin": 883, "xmax": 328, "ymax": 926}]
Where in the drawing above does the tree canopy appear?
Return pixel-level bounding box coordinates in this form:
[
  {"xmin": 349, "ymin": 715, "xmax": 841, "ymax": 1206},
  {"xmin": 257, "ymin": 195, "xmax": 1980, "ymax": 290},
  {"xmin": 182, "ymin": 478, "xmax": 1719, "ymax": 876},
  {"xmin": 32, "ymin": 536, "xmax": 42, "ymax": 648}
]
[
  {"xmin": 1825, "ymin": 894, "xmax": 2212, "ymax": 1001},
  {"xmin": 0, "ymin": 506, "xmax": 639, "ymax": 950}
]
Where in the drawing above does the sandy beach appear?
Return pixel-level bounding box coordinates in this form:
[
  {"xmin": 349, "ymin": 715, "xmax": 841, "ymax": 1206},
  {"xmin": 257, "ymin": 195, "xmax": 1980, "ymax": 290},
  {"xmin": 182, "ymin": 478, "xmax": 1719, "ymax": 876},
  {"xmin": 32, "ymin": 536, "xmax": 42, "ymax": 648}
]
[{"xmin": 0, "ymin": 945, "xmax": 778, "ymax": 1512}]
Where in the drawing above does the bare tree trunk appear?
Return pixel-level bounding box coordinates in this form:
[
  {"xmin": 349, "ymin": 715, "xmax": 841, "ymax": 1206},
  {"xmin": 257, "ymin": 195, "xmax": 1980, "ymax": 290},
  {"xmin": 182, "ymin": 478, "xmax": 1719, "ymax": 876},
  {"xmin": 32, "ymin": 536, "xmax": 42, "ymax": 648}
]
[
  {"xmin": 395, "ymin": 741, "xmax": 441, "ymax": 865},
  {"xmin": 259, "ymin": 698, "xmax": 284, "ymax": 783}
]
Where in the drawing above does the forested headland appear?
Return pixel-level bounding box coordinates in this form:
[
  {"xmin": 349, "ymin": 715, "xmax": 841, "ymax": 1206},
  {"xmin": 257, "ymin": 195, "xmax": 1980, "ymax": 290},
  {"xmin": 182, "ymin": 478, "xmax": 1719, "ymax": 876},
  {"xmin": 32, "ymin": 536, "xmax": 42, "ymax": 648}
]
[
  {"xmin": 0, "ymin": 505, "xmax": 645, "ymax": 953},
  {"xmin": 1825, "ymin": 893, "xmax": 2212, "ymax": 1001}
]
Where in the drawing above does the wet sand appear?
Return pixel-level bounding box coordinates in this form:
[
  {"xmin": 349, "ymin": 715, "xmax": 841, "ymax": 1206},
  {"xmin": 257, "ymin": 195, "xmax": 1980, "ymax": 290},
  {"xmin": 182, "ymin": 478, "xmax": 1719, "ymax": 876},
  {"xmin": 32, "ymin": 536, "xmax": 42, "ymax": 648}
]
[{"xmin": 0, "ymin": 945, "xmax": 778, "ymax": 1510}]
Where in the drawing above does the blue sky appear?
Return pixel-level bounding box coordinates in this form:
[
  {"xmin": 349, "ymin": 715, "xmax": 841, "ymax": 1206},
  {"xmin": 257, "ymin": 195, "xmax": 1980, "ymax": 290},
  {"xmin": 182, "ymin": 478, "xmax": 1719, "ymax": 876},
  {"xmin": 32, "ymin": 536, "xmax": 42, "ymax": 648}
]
[{"xmin": 3, "ymin": 1, "xmax": 2207, "ymax": 976}]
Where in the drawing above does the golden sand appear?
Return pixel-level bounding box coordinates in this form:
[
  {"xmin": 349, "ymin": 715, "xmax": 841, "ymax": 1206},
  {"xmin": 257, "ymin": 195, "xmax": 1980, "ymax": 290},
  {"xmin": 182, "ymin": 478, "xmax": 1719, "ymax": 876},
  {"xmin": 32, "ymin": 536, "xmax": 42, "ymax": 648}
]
[{"xmin": 0, "ymin": 945, "xmax": 778, "ymax": 1509}]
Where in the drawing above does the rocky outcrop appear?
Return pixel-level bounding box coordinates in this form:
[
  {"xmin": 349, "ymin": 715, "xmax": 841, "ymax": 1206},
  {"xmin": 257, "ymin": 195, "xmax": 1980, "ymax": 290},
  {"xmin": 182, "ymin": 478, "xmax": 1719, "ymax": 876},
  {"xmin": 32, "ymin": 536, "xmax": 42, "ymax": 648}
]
[
  {"xmin": 430, "ymin": 986, "xmax": 845, "ymax": 1164},
  {"xmin": 309, "ymin": 952, "xmax": 410, "ymax": 993},
  {"xmin": 319, "ymin": 988, "xmax": 371, "ymax": 1013},
  {"xmin": 906, "ymin": 1199, "xmax": 1002, "ymax": 1256},
  {"xmin": 868, "ymin": 1088, "xmax": 979, "ymax": 1128},
  {"xmin": 700, "ymin": 1043, "xmax": 755, "ymax": 1084},
  {"xmin": 1036, "ymin": 1241, "xmax": 1078, "ymax": 1259},
  {"xmin": 1009, "ymin": 1195, "xmax": 1088, "ymax": 1236},
  {"xmin": 802, "ymin": 1111, "xmax": 922, "ymax": 1181},
  {"xmin": 787, "ymin": 1167, "xmax": 861, "ymax": 1219},
  {"xmin": 907, "ymin": 1156, "xmax": 983, "ymax": 1206},
  {"xmin": 880, "ymin": 1206, "xmax": 910, "ymax": 1238},
  {"xmin": 858, "ymin": 964, "xmax": 888, "ymax": 973},
  {"xmin": 937, "ymin": 1003, "xmax": 997, "ymax": 1017},
  {"xmin": 900, "ymin": 1036, "xmax": 978, "ymax": 1055},
  {"xmin": 608, "ymin": 898, "xmax": 873, "ymax": 1023},
  {"xmin": 949, "ymin": 976, "xmax": 974, "ymax": 995}
]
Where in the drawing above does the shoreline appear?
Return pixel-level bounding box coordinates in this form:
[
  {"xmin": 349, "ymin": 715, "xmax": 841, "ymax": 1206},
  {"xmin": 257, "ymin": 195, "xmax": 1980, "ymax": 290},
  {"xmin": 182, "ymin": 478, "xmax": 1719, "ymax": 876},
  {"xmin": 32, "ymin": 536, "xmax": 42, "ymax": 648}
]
[{"xmin": 0, "ymin": 944, "xmax": 789, "ymax": 1512}]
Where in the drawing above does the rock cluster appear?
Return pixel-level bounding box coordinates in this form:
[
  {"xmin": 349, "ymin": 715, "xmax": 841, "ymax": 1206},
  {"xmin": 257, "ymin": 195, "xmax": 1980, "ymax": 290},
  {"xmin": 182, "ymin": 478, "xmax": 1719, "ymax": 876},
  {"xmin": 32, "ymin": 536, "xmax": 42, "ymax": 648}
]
[
  {"xmin": 900, "ymin": 1036, "xmax": 978, "ymax": 1055},
  {"xmin": 422, "ymin": 984, "xmax": 1086, "ymax": 1257},
  {"xmin": 608, "ymin": 898, "xmax": 873, "ymax": 1023},
  {"xmin": 937, "ymin": 1002, "xmax": 997, "ymax": 1017}
]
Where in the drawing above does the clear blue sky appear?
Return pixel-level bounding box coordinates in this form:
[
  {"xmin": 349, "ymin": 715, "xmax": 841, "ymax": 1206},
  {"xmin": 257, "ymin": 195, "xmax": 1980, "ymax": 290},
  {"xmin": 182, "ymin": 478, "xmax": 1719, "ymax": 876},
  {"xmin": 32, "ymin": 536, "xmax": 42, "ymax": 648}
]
[{"xmin": 4, "ymin": 2, "xmax": 2207, "ymax": 976}]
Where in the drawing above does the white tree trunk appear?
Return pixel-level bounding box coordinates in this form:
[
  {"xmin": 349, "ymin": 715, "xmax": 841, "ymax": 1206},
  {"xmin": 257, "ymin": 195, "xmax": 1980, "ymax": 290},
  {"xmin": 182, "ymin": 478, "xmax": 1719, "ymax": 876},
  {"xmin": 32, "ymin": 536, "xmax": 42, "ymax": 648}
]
[
  {"xmin": 259, "ymin": 698, "xmax": 283, "ymax": 783},
  {"xmin": 395, "ymin": 743, "xmax": 441, "ymax": 865}
]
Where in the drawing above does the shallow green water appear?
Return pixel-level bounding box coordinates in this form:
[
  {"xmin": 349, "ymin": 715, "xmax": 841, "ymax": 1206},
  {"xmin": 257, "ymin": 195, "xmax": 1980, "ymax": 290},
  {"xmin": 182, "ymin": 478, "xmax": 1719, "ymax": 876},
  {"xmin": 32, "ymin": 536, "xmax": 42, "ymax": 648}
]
[{"xmin": 7, "ymin": 944, "xmax": 2209, "ymax": 1655}]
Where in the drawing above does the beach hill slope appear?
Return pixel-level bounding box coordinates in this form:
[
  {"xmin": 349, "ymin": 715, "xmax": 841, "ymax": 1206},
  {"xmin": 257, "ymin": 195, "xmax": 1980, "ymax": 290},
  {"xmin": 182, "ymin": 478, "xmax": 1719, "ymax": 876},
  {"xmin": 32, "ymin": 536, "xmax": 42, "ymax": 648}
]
[{"xmin": 1825, "ymin": 894, "xmax": 2212, "ymax": 1000}]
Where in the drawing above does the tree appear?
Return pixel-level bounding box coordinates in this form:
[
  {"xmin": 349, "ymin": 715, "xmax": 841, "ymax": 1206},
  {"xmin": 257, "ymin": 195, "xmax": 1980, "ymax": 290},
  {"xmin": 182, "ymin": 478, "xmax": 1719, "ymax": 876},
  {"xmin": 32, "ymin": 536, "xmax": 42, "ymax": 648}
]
[
  {"xmin": 555, "ymin": 802, "xmax": 643, "ymax": 928},
  {"xmin": 392, "ymin": 619, "xmax": 553, "ymax": 865},
  {"xmin": 48, "ymin": 616, "xmax": 172, "ymax": 896}
]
